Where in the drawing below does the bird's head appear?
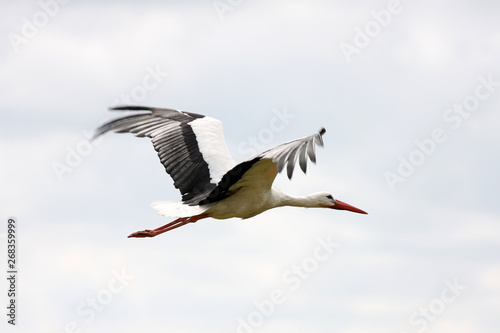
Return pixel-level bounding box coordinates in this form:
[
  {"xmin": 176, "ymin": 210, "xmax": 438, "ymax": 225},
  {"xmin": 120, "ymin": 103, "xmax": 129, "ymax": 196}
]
[{"xmin": 314, "ymin": 192, "xmax": 367, "ymax": 214}]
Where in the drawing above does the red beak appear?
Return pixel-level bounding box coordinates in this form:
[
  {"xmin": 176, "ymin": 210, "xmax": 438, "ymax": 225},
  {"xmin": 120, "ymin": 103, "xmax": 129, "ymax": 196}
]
[{"xmin": 332, "ymin": 199, "xmax": 368, "ymax": 214}]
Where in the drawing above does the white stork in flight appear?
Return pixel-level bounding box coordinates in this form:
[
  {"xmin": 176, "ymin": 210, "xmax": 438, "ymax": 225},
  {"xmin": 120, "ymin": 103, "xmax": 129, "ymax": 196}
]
[{"xmin": 94, "ymin": 106, "xmax": 367, "ymax": 238}]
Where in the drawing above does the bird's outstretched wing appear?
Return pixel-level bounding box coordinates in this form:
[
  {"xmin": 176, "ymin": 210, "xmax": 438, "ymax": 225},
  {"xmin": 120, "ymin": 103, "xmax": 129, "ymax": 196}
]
[
  {"xmin": 94, "ymin": 106, "xmax": 235, "ymax": 204},
  {"xmin": 198, "ymin": 128, "xmax": 326, "ymax": 205},
  {"xmin": 260, "ymin": 127, "xmax": 326, "ymax": 178}
]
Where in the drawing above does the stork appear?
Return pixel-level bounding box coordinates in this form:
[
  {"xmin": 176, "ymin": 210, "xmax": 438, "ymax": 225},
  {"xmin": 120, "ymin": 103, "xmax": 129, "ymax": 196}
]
[{"xmin": 94, "ymin": 106, "xmax": 367, "ymax": 238}]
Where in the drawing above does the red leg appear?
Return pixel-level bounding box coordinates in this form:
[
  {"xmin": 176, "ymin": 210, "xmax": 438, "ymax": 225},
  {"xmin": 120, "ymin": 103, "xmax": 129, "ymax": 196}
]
[{"xmin": 127, "ymin": 214, "xmax": 210, "ymax": 238}]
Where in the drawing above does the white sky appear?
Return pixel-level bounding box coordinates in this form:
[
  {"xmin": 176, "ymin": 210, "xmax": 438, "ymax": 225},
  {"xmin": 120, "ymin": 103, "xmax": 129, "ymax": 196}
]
[{"xmin": 1, "ymin": 0, "xmax": 500, "ymax": 332}]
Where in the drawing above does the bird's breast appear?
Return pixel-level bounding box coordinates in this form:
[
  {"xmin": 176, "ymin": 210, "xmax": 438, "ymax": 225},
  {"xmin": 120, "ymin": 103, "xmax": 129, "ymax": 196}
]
[{"xmin": 205, "ymin": 188, "xmax": 274, "ymax": 220}]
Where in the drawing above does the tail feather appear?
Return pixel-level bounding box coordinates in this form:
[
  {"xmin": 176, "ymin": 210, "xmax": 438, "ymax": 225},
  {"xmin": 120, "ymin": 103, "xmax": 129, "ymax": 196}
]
[{"xmin": 151, "ymin": 200, "xmax": 213, "ymax": 218}]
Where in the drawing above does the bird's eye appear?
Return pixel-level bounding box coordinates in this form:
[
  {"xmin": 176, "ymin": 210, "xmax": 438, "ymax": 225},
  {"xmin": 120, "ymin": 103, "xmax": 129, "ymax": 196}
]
[{"xmin": 326, "ymin": 194, "xmax": 333, "ymax": 200}]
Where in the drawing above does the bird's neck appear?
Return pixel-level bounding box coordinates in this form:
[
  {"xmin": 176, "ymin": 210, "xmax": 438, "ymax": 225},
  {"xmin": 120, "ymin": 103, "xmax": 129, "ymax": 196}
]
[{"xmin": 272, "ymin": 188, "xmax": 320, "ymax": 208}]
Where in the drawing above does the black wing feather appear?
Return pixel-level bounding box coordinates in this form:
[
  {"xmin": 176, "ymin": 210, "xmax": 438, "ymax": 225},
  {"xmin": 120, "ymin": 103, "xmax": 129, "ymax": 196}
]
[{"xmin": 94, "ymin": 106, "xmax": 217, "ymax": 204}]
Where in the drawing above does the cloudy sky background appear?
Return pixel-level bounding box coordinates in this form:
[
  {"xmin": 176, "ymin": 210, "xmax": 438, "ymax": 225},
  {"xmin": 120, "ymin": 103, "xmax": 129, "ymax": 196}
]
[{"xmin": 1, "ymin": 0, "xmax": 499, "ymax": 332}]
